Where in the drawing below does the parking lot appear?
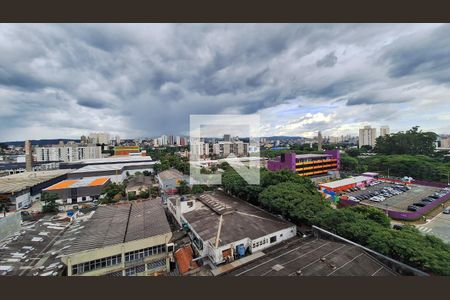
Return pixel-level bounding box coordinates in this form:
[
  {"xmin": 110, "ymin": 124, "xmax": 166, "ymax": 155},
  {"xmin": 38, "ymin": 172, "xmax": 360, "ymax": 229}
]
[
  {"xmin": 416, "ymin": 212, "xmax": 450, "ymax": 243},
  {"xmin": 225, "ymin": 237, "xmax": 396, "ymax": 276},
  {"xmin": 344, "ymin": 182, "xmax": 443, "ymax": 213},
  {"xmin": 0, "ymin": 215, "xmax": 69, "ymax": 276}
]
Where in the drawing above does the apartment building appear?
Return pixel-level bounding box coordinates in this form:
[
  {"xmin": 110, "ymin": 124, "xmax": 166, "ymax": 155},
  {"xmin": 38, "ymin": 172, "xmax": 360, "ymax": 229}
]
[
  {"xmin": 213, "ymin": 141, "xmax": 249, "ymax": 157},
  {"xmin": 359, "ymin": 126, "xmax": 377, "ymax": 148},
  {"xmin": 35, "ymin": 142, "xmax": 102, "ymax": 163}
]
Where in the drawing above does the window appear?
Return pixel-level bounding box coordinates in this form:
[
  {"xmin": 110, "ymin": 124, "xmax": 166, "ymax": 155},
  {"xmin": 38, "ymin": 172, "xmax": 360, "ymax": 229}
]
[
  {"xmin": 72, "ymin": 254, "xmax": 122, "ymax": 275},
  {"xmin": 124, "ymin": 244, "xmax": 166, "ymax": 262},
  {"xmin": 124, "ymin": 265, "xmax": 145, "ymax": 276},
  {"xmin": 147, "ymin": 259, "xmax": 166, "ymax": 272},
  {"xmin": 270, "ymin": 236, "xmax": 277, "ymax": 243},
  {"xmin": 187, "ymin": 201, "xmax": 193, "ymax": 208}
]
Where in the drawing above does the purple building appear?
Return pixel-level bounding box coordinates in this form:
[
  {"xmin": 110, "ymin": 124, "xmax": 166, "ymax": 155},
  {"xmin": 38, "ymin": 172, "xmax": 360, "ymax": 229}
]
[{"xmin": 267, "ymin": 150, "xmax": 340, "ymax": 177}]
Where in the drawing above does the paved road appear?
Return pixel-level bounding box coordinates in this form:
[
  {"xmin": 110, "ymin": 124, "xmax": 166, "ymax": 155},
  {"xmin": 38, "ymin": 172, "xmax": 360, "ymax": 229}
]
[{"xmin": 416, "ymin": 212, "xmax": 450, "ymax": 243}]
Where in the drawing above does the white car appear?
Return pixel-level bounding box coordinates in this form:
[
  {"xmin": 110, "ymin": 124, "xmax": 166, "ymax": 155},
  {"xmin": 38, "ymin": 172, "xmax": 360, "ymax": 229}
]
[{"xmin": 370, "ymin": 196, "xmax": 382, "ymax": 202}]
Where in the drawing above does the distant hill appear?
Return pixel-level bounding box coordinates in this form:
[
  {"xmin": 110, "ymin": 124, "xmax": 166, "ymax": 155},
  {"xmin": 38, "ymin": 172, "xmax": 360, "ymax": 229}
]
[
  {"xmin": 1, "ymin": 139, "xmax": 81, "ymax": 147},
  {"xmin": 264, "ymin": 136, "xmax": 306, "ymax": 140}
]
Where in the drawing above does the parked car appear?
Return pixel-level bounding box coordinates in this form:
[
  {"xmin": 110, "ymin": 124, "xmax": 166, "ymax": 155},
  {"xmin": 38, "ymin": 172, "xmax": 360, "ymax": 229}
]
[
  {"xmin": 443, "ymin": 207, "xmax": 450, "ymax": 214},
  {"xmin": 22, "ymin": 204, "xmax": 31, "ymax": 210},
  {"xmin": 393, "ymin": 224, "xmax": 403, "ymax": 230},
  {"xmin": 407, "ymin": 205, "xmax": 418, "ymax": 212},
  {"xmin": 413, "ymin": 202, "xmax": 427, "ymax": 207},
  {"xmin": 421, "ymin": 198, "xmax": 434, "ymax": 203}
]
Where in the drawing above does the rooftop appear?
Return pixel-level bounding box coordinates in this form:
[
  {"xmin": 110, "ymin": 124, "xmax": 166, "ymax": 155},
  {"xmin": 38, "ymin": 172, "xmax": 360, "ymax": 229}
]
[
  {"xmin": 44, "ymin": 177, "xmax": 110, "ymax": 191},
  {"xmin": 182, "ymin": 191, "xmax": 294, "ymax": 247},
  {"xmin": 158, "ymin": 169, "xmax": 185, "ymax": 180},
  {"xmin": 320, "ymin": 176, "xmax": 373, "ymax": 189},
  {"xmin": 0, "ymin": 170, "xmax": 72, "ymax": 194},
  {"xmin": 295, "ymin": 154, "xmax": 332, "ymax": 159},
  {"xmin": 70, "ymin": 161, "xmax": 157, "ymax": 174},
  {"xmin": 57, "ymin": 200, "xmax": 171, "ymax": 256},
  {"xmin": 71, "ymin": 156, "xmax": 153, "ymax": 165}
]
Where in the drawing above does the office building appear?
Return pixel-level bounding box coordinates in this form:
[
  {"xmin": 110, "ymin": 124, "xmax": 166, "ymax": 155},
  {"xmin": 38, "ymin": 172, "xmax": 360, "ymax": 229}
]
[
  {"xmin": 58, "ymin": 201, "xmax": 173, "ymax": 276},
  {"xmin": 35, "ymin": 142, "xmax": 102, "ymax": 163},
  {"xmin": 267, "ymin": 150, "xmax": 340, "ymax": 177},
  {"xmin": 359, "ymin": 126, "xmax": 377, "ymax": 148},
  {"xmin": 380, "ymin": 126, "xmax": 390, "ymax": 137}
]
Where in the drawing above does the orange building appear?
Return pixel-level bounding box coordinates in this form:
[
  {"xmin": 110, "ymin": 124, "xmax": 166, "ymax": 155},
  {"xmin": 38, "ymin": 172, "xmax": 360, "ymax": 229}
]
[{"xmin": 114, "ymin": 146, "xmax": 141, "ymax": 156}]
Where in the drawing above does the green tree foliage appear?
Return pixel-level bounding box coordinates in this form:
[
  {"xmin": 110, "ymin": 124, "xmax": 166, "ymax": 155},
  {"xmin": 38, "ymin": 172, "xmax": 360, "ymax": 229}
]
[
  {"xmin": 101, "ymin": 183, "xmax": 126, "ymax": 203},
  {"xmin": 374, "ymin": 126, "xmax": 437, "ymax": 156},
  {"xmin": 346, "ymin": 148, "xmax": 361, "ymax": 157},
  {"xmin": 259, "ymin": 182, "xmax": 328, "ymax": 225},
  {"xmin": 177, "ymin": 180, "xmax": 190, "ymax": 195},
  {"xmin": 219, "ymin": 167, "xmax": 450, "ymax": 275},
  {"xmin": 41, "ymin": 192, "xmax": 59, "ymax": 213},
  {"xmin": 138, "ymin": 188, "xmax": 150, "ymax": 199}
]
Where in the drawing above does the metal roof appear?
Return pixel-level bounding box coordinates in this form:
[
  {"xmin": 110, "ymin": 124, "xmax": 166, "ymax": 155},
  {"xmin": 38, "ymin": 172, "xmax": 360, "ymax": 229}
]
[
  {"xmin": 320, "ymin": 176, "xmax": 373, "ymax": 189},
  {"xmin": 44, "ymin": 177, "xmax": 110, "ymax": 191},
  {"xmin": 70, "ymin": 161, "xmax": 157, "ymax": 174},
  {"xmin": 183, "ymin": 191, "xmax": 294, "ymax": 247},
  {"xmin": 58, "ymin": 200, "xmax": 171, "ymax": 256},
  {"xmin": 0, "ymin": 170, "xmax": 73, "ymax": 194},
  {"xmin": 75, "ymin": 156, "xmax": 153, "ymax": 165}
]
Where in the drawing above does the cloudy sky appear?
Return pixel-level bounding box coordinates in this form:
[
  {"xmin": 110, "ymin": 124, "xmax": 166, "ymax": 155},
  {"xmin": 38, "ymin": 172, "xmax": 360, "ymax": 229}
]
[{"xmin": 1, "ymin": 23, "xmax": 449, "ymax": 141}]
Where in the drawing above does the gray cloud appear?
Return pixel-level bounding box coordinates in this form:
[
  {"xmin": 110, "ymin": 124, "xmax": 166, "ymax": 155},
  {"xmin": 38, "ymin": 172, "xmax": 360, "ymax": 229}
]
[
  {"xmin": 316, "ymin": 51, "xmax": 338, "ymax": 68},
  {"xmin": 0, "ymin": 24, "xmax": 449, "ymax": 141}
]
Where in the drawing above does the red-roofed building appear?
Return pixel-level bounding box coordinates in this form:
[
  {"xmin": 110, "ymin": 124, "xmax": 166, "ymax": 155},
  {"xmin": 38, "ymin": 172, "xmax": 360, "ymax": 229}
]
[{"xmin": 174, "ymin": 245, "xmax": 198, "ymax": 274}]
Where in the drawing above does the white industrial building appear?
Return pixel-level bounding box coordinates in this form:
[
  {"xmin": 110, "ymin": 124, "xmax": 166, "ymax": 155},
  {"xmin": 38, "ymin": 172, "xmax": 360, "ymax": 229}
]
[
  {"xmin": 67, "ymin": 161, "xmax": 158, "ymax": 183},
  {"xmin": 0, "ymin": 170, "xmax": 72, "ymax": 210},
  {"xmin": 167, "ymin": 191, "xmax": 296, "ymax": 266}
]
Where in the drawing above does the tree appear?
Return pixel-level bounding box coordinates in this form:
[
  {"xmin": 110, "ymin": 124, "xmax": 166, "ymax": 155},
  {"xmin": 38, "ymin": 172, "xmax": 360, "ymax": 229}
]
[
  {"xmin": 139, "ymin": 188, "xmax": 150, "ymax": 199},
  {"xmin": 101, "ymin": 183, "xmax": 126, "ymax": 203},
  {"xmin": 177, "ymin": 180, "xmax": 190, "ymax": 195},
  {"xmin": 374, "ymin": 126, "xmax": 437, "ymax": 156},
  {"xmin": 346, "ymin": 148, "xmax": 361, "ymax": 157},
  {"xmin": 143, "ymin": 170, "xmax": 151, "ymax": 176},
  {"xmin": 41, "ymin": 192, "xmax": 59, "ymax": 213}
]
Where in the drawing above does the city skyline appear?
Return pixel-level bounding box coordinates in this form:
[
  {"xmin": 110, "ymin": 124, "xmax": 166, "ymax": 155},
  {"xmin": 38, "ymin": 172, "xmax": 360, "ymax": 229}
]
[{"xmin": 1, "ymin": 24, "xmax": 450, "ymax": 141}]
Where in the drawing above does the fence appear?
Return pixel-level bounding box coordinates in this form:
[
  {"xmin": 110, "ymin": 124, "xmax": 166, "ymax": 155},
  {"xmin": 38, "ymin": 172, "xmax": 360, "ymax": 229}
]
[{"xmin": 0, "ymin": 212, "xmax": 22, "ymax": 241}]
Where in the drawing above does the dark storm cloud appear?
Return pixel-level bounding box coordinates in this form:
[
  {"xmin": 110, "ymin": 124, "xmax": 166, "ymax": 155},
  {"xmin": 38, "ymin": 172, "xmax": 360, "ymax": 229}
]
[
  {"xmin": 316, "ymin": 51, "xmax": 338, "ymax": 68},
  {"xmin": 76, "ymin": 98, "xmax": 110, "ymax": 109},
  {"xmin": 381, "ymin": 24, "xmax": 450, "ymax": 83},
  {"xmin": 0, "ymin": 23, "xmax": 448, "ymax": 140}
]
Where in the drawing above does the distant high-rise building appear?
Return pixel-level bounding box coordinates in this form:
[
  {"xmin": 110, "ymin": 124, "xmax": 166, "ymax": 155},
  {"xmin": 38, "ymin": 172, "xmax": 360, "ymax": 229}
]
[
  {"xmin": 223, "ymin": 134, "xmax": 231, "ymax": 142},
  {"xmin": 359, "ymin": 126, "xmax": 377, "ymax": 148},
  {"xmin": 380, "ymin": 126, "xmax": 390, "ymax": 137},
  {"xmin": 318, "ymin": 131, "xmax": 323, "ymax": 151},
  {"xmin": 88, "ymin": 132, "xmax": 110, "ymax": 145},
  {"xmin": 80, "ymin": 135, "xmax": 88, "ymax": 144},
  {"xmin": 160, "ymin": 135, "xmax": 168, "ymax": 146},
  {"xmin": 25, "ymin": 140, "xmax": 32, "ymax": 172},
  {"xmin": 115, "ymin": 135, "xmax": 121, "ymax": 145}
]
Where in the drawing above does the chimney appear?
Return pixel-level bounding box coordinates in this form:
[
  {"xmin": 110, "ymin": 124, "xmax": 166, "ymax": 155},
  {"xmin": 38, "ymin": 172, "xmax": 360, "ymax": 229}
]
[{"xmin": 25, "ymin": 140, "xmax": 32, "ymax": 172}]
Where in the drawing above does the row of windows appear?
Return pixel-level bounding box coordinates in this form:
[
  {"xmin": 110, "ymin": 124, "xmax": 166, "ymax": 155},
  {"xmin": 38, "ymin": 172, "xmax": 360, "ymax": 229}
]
[
  {"xmin": 124, "ymin": 265, "xmax": 145, "ymax": 276},
  {"xmin": 72, "ymin": 254, "xmax": 122, "ymax": 275},
  {"xmin": 147, "ymin": 259, "xmax": 166, "ymax": 271},
  {"xmin": 252, "ymin": 238, "xmax": 268, "ymax": 249},
  {"xmin": 124, "ymin": 244, "xmax": 166, "ymax": 262}
]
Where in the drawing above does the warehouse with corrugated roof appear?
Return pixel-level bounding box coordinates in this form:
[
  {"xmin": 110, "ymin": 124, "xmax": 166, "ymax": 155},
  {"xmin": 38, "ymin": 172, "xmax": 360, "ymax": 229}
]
[{"xmin": 43, "ymin": 176, "xmax": 111, "ymax": 204}]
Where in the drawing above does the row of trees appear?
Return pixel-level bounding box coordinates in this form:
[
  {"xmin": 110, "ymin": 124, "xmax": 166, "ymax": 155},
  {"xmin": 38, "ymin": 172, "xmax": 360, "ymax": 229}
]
[
  {"xmin": 221, "ymin": 168, "xmax": 450, "ymax": 275},
  {"xmin": 374, "ymin": 126, "xmax": 437, "ymax": 156},
  {"xmin": 340, "ymin": 153, "xmax": 450, "ymax": 183}
]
